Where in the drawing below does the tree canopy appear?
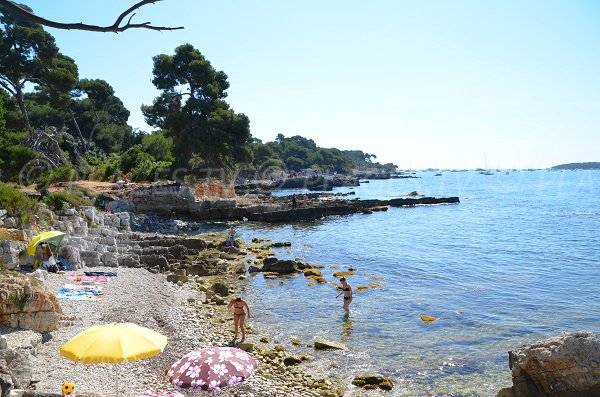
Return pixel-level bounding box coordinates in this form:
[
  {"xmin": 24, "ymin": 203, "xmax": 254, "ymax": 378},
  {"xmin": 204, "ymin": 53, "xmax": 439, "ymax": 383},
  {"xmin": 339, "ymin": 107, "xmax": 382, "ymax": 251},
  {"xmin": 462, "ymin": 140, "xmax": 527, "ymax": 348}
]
[
  {"xmin": 249, "ymin": 134, "xmax": 397, "ymax": 174},
  {"xmin": 142, "ymin": 44, "xmax": 252, "ymax": 175},
  {"xmin": 0, "ymin": 9, "xmax": 397, "ymax": 187}
]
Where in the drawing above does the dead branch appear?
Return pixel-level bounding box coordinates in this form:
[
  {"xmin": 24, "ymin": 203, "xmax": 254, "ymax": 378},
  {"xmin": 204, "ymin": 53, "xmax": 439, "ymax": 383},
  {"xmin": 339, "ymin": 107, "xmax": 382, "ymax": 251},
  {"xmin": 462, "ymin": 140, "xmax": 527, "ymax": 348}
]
[{"xmin": 0, "ymin": 0, "xmax": 184, "ymax": 33}]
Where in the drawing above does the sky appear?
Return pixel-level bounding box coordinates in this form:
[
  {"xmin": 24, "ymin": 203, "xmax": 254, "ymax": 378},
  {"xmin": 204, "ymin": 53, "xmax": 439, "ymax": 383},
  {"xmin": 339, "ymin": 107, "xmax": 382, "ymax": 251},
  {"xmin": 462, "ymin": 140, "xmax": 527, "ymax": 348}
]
[{"xmin": 16, "ymin": 0, "xmax": 600, "ymax": 169}]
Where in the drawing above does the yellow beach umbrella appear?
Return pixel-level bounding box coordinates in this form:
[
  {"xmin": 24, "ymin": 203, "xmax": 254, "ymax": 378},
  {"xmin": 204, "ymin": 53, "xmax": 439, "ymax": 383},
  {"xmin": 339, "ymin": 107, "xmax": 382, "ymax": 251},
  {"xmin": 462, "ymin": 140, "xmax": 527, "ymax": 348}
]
[
  {"xmin": 27, "ymin": 230, "xmax": 66, "ymax": 256},
  {"xmin": 60, "ymin": 323, "xmax": 168, "ymax": 396}
]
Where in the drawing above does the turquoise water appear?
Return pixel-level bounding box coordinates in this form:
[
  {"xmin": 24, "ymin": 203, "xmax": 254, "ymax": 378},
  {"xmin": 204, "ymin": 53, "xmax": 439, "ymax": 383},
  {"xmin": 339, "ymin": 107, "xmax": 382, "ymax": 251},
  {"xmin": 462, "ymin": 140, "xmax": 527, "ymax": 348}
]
[{"xmin": 230, "ymin": 170, "xmax": 600, "ymax": 396}]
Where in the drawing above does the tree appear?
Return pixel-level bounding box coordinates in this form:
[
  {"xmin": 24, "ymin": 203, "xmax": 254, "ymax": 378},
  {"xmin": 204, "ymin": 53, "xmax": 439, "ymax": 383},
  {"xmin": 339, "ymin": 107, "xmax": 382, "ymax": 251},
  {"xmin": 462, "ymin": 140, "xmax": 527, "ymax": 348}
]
[
  {"xmin": 0, "ymin": 0, "xmax": 183, "ymax": 33},
  {"xmin": 70, "ymin": 78, "xmax": 131, "ymax": 153},
  {"xmin": 142, "ymin": 44, "xmax": 252, "ymax": 174},
  {"xmin": 0, "ymin": 4, "xmax": 72, "ymax": 130}
]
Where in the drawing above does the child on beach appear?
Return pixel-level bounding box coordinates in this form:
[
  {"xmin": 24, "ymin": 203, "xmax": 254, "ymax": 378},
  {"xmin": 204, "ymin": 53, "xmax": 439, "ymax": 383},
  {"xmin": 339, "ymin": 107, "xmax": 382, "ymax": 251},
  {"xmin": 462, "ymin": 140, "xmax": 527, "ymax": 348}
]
[
  {"xmin": 335, "ymin": 277, "xmax": 353, "ymax": 315},
  {"xmin": 227, "ymin": 297, "xmax": 250, "ymax": 343}
]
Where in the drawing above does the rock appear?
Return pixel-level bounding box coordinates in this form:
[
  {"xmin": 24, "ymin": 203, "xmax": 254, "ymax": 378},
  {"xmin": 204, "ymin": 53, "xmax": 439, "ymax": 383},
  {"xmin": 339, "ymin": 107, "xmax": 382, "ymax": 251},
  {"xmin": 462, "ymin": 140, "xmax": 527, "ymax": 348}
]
[
  {"xmin": 314, "ymin": 338, "xmax": 345, "ymax": 350},
  {"xmin": 303, "ymin": 269, "xmax": 322, "ymax": 277},
  {"xmin": 167, "ymin": 245, "xmax": 188, "ymax": 259},
  {"xmin": 0, "ymin": 229, "xmax": 27, "ymax": 241},
  {"xmin": 166, "ymin": 274, "xmax": 188, "ymax": 284},
  {"xmin": 9, "ymin": 390, "xmax": 25, "ymax": 397},
  {"xmin": 352, "ymin": 374, "xmax": 394, "ymax": 391},
  {"xmin": 140, "ymin": 254, "xmax": 168, "ymax": 269},
  {"xmin": 268, "ymin": 241, "xmax": 291, "ymax": 248},
  {"xmin": 238, "ymin": 342, "xmax": 255, "ymax": 352},
  {"xmin": 187, "ymin": 264, "xmax": 209, "ymax": 277},
  {"xmin": 211, "ymin": 282, "xmax": 229, "ymax": 297},
  {"xmin": 0, "ymin": 273, "xmax": 62, "ymax": 332},
  {"xmin": 0, "ymin": 240, "xmax": 26, "ymax": 270},
  {"xmin": 284, "ymin": 355, "xmax": 302, "ymax": 366},
  {"xmin": 262, "ymin": 259, "xmax": 298, "ymax": 275},
  {"xmin": 496, "ymin": 388, "xmax": 516, "ymax": 397},
  {"xmin": 506, "ymin": 331, "xmax": 600, "ymax": 397}
]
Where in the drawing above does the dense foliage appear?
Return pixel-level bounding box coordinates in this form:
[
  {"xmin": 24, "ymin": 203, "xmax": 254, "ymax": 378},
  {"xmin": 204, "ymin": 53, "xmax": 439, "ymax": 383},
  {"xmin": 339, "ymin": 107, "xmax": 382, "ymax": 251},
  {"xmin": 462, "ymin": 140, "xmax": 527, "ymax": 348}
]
[
  {"xmin": 0, "ymin": 182, "xmax": 39, "ymax": 224},
  {"xmin": 250, "ymin": 134, "xmax": 397, "ymax": 174},
  {"xmin": 142, "ymin": 44, "xmax": 252, "ymax": 175},
  {"xmin": 0, "ymin": 10, "xmax": 396, "ymax": 191}
]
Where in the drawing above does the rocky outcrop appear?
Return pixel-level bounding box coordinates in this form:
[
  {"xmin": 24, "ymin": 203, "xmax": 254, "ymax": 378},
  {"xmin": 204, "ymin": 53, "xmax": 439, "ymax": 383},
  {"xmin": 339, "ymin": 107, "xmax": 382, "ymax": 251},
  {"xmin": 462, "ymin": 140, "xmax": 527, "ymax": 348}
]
[
  {"xmin": 261, "ymin": 258, "xmax": 301, "ymax": 275},
  {"xmin": 124, "ymin": 182, "xmax": 458, "ymax": 222},
  {"xmin": 500, "ymin": 331, "xmax": 600, "ymax": 397},
  {"xmin": 0, "ymin": 240, "xmax": 26, "ymax": 271},
  {"xmin": 0, "ymin": 330, "xmax": 45, "ymax": 394},
  {"xmin": 0, "ymin": 273, "xmax": 62, "ymax": 332}
]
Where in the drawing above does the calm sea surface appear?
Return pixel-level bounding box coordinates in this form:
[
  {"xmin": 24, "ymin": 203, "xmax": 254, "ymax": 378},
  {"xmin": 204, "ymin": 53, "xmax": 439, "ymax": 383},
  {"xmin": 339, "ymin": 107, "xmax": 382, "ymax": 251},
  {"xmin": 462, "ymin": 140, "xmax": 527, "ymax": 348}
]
[{"xmin": 210, "ymin": 170, "xmax": 600, "ymax": 396}]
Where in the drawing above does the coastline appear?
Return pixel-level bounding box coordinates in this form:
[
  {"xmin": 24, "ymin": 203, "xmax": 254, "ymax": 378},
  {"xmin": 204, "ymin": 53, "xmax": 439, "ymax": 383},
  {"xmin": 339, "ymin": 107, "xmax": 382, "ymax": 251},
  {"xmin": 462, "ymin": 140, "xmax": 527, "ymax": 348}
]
[{"xmin": 12, "ymin": 265, "xmax": 346, "ymax": 397}]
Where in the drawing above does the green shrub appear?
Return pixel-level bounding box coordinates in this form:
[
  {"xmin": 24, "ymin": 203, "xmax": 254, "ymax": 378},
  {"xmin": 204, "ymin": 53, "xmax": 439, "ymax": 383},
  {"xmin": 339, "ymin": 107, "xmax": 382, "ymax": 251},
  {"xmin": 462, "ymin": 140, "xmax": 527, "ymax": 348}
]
[
  {"xmin": 0, "ymin": 183, "xmax": 40, "ymax": 225},
  {"xmin": 35, "ymin": 165, "xmax": 79, "ymax": 189},
  {"xmin": 88, "ymin": 154, "xmax": 122, "ymax": 182},
  {"xmin": 0, "ymin": 130, "xmax": 40, "ymax": 182},
  {"xmin": 42, "ymin": 188, "xmax": 92, "ymax": 211}
]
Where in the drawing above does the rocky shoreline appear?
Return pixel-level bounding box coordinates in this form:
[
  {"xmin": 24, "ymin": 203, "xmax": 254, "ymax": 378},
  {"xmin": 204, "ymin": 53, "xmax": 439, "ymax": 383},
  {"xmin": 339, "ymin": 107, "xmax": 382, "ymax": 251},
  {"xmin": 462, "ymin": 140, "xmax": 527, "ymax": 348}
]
[
  {"xmin": 3, "ymin": 187, "xmax": 600, "ymax": 397},
  {"xmin": 2, "ymin": 266, "xmax": 349, "ymax": 397}
]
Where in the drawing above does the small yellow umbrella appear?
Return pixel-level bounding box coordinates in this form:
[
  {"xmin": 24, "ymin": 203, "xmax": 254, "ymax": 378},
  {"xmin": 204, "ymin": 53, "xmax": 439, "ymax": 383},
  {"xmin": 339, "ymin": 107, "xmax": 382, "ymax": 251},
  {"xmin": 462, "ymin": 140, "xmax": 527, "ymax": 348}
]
[
  {"xmin": 27, "ymin": 230, "xmax": 66, "ymax": 256},
  {"xmin": 60, "ymin": 323, "xmax": 168, "ymax": 396}
]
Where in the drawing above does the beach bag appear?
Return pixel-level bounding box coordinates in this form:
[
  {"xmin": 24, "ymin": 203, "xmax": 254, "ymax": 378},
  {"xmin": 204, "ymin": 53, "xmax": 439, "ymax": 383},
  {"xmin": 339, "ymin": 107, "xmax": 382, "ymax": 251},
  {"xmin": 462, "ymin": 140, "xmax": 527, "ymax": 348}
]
[{"xmin": 58, "ymin": 257, "xmax": 72, "ymax": 271}]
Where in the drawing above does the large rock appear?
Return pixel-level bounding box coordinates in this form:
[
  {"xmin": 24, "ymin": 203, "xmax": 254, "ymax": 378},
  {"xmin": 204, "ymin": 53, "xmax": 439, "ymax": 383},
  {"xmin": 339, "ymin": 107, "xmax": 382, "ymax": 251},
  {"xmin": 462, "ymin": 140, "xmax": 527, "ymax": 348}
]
[
  {"xmin": 352, "ymin": 374, "xmax": 394, "ymax": 391},
  {"xmin": 262, "ymin": 258, "xmax": 298, "ymax": 274},
  {"xmin": 0, "ymin": 240, "xmax": 26, "ymax": 270},
  {"xmin": 505, "ymin": 331, "xmax": 600, "ymax": 397},
  {"xmin": 0, "ymin": 273, "xmax": 62, "ymax": 332},
  {"xmin": 314, "ymin": 338, "xmax": 345, "ymax": 350}
]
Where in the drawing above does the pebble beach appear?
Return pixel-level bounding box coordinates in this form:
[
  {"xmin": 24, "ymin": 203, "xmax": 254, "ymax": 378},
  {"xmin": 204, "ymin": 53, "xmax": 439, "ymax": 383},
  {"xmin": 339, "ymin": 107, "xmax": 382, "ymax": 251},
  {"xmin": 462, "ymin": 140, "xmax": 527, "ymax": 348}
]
[{"xmin": 17, "ymin": 266, "xmax": 343, "ymax": 397}]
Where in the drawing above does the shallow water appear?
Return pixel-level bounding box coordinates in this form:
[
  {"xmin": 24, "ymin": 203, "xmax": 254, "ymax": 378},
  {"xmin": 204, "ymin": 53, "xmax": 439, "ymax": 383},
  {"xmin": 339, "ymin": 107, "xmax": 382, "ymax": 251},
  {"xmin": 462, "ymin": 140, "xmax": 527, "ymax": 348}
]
[{"xmin": 213, "ymin": 170, "xmax": 600, "ymax": 396}]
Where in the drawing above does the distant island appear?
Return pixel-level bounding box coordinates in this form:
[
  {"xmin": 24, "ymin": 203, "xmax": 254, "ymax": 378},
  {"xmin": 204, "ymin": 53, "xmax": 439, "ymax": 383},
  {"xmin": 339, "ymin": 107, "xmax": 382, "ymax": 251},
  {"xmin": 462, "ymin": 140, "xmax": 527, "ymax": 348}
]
[{"xmin": 551, "ymin": 162, "xmax": 600, "ymax": 170}]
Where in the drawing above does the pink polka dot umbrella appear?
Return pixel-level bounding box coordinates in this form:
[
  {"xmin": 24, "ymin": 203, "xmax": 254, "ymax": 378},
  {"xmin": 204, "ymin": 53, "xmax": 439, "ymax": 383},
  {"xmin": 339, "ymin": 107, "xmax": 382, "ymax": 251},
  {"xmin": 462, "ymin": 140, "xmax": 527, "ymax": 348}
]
[{"xmin": 166, "ymin": 347, "xmax": 259, "ymax": 392}]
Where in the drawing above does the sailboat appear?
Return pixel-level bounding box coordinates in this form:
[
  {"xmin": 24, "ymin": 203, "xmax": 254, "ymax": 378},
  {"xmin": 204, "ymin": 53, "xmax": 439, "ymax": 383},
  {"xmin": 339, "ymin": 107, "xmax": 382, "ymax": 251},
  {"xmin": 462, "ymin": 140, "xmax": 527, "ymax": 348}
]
[{"xmin": 479, "ymin": 155, "xmax": 493, "ymax": 175}]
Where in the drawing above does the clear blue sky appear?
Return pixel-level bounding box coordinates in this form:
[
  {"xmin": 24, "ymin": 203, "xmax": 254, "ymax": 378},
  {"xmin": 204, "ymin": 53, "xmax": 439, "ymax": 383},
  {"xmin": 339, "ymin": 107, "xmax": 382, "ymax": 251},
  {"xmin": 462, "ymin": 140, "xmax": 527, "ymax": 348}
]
[{"xmin": 20, "ymin": 0, "xmax": 600, "ymax": 169}]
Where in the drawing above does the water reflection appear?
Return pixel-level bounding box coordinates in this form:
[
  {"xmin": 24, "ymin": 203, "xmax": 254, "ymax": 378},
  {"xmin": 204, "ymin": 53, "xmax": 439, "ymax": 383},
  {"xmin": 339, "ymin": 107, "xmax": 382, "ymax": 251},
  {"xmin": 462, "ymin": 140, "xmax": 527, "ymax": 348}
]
[{"xmin": 341, "ymin": 317, "xmax": 353, "ymax": 343}]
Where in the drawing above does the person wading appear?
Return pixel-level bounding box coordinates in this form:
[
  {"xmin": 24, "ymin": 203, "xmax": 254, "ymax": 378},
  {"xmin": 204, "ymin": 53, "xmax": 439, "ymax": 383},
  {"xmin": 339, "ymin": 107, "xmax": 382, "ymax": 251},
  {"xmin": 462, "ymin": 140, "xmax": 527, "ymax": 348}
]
[
  {"xmin": 227, "ymin": 297, "xmax": 250, "ymax": 343},
  {"xmin": 335, "ymin": 277, "xmax": 353, "ymax": 315}
]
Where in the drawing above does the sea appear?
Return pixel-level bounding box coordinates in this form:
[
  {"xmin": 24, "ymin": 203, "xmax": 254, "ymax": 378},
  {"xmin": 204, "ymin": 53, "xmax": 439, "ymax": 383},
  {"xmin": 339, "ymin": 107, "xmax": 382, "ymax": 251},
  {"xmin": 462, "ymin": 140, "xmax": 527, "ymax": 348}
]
[{"xmin": 201, "ymin": 169, "xmax": 600, "ymax": 396}]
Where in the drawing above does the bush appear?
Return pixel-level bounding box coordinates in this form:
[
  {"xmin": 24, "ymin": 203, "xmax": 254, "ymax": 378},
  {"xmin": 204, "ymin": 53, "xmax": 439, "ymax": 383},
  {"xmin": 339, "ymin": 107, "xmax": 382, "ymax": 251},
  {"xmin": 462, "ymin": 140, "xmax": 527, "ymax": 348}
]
[
  {"xmin": 121, "ymin": 145, "xmax": 172, "ymax": 182},
  {"xmin": 0, "ymin": 183, "xmax": 40, "ymax": 225},
  {"xmin": 35, "ymin": 165, "xmax": 79, "ymax": 190},
  {"xmin": 42, "ymin": 188, "xmax": 93, "ymax": 211},
  {"xmin": 0, "ymin": 130, "xmax": 40, "ymax": 182},
  {"xmin": 141, "ymin": 131, "xmax": 174, "ymax": 162},
  {"xmin": 88, "ymin": 154, "xmax": 122, "ymax": 182}
]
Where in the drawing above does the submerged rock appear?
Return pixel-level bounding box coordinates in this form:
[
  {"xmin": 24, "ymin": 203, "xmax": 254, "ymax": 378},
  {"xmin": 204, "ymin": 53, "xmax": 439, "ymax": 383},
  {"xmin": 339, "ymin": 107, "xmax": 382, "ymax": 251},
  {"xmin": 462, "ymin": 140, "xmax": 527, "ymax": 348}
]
[{"xmin": 352, "ymin": 374, "xmax": 394, "ymax": 391}]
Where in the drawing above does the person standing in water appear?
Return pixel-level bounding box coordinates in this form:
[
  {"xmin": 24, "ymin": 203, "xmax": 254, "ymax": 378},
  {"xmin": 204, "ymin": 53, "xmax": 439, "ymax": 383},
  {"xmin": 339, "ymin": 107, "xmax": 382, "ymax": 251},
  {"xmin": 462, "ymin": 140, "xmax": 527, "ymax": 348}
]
[
  {"xmin": 227, "ymin": 297, "xmax": 250, "ymax": 343},
  {"xmin": 335, "ymin": 277, "xmax": 353, "ymax": 314}
]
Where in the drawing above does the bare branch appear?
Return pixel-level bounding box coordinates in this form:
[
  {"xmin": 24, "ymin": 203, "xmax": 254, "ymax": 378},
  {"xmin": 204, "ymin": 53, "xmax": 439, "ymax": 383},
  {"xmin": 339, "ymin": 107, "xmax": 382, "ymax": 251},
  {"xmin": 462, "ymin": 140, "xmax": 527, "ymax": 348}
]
[{"xmin": 0, "ymin": 0, "xmax": 184, "ymax": 33}]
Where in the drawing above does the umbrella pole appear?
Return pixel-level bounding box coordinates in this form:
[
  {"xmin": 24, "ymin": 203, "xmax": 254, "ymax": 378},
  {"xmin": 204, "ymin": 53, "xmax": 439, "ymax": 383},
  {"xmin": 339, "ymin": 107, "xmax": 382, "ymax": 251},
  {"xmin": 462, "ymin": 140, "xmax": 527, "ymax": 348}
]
[{"xmin": 115, "ymin": 366, "xmax": 119, "ymax": 397}]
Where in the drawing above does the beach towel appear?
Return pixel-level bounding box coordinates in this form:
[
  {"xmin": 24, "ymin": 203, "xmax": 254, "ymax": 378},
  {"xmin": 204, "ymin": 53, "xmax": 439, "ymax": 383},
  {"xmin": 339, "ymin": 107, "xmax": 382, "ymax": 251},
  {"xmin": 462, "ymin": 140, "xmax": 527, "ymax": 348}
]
[
  {"xmin": 68, "ymin": 274, "xmax": 111, "ymax": 283},
  {"xmin": 57, "ymin": 284, "xmax": 104, "ymax": 301},
  {"xmin": 84, "ymin": 271, "xmax": 117, "ymax": 277}
]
